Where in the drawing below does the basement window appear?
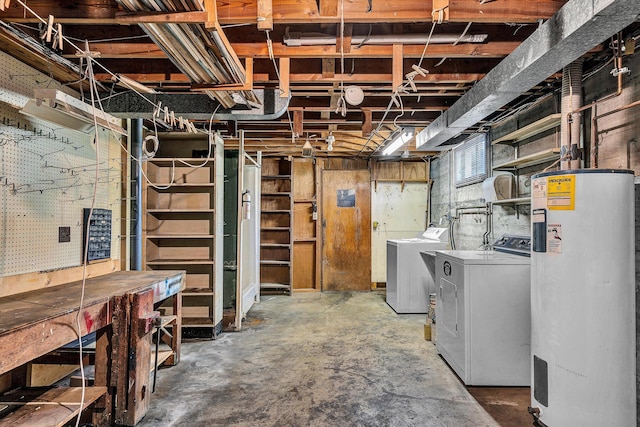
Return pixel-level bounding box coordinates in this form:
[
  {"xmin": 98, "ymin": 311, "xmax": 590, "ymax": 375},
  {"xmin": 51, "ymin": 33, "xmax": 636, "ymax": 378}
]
[{"xmin": 454, "ymin": 133, "xmax": 487, "ymax": 187}]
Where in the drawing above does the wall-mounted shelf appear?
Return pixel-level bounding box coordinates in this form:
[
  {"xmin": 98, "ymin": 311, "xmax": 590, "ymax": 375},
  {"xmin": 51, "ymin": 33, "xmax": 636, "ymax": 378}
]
[
  {"xmin": 372, "ymin": 160, "xmax": 430, "ymax": 192},
  {"xmin": 492, "ymin": 113, "xmax": 561, "ymax": 145},
  {"xmin": 493, "ymin": 148, "xmax": 561, "ymax": 170}
]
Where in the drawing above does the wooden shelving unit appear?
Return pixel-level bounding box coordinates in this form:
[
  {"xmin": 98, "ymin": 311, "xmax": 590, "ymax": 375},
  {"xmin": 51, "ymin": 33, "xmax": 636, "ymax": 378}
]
[
  {"xmin": 372, "ymin": 160, "xmax": 430, "ymax": 191},
  {"xmin": 143, "ymin": 133, "xmax": 224, "ymax": 338},
  {"xmin": 260, "ymin": 158, "xmax": 293, "ymax": 294}
]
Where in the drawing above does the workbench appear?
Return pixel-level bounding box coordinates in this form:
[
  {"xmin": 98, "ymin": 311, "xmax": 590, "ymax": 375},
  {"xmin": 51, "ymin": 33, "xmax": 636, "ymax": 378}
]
[{"xmin": 0, "ymin": 270, "xmax": 185, "ymax": 426}]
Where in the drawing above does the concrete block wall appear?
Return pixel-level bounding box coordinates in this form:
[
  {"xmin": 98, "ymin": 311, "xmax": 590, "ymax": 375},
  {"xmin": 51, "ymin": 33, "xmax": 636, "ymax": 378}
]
[{"xmin": 431, "ymin": 51, "xmax": 640, "ymax": 421}]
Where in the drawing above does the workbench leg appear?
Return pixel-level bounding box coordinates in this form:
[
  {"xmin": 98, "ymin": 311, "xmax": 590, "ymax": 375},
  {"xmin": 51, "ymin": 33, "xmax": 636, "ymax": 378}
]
[
  {"xmin": 112, "ymin": 294, "xmax": 130, "ymax": 425},
  {"xmin": 93, "ymin": 325, "xmax": 113, "ymax": 427}
]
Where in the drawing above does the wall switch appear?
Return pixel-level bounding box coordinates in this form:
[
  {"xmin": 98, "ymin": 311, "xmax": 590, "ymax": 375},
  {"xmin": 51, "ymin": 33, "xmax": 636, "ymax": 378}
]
[{"xmin": 59, "ymin": 226, "xmax": 71, "ymax": 243}]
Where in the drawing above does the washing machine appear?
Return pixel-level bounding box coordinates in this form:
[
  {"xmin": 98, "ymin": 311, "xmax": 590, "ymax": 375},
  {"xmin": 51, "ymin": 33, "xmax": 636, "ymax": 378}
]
[
  {"xmin": 386, "ymin": 227, "xmax": 449, "ymax": 314},
  {"xmin": 434, "ymin": 235, "xmax": 531, "ymax": 386}
]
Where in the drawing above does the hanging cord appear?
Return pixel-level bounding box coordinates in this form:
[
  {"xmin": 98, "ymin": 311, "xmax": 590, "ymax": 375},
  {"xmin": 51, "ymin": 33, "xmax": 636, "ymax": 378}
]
[
  {"xmin": 335, "ymin": 0, "xmax": 347, "ymax": 116},
  {"xmin": 359, "ymin": 17, "xmax": 440, "ymax": 156},
  {"xmin": 72, "ymin": 43, "xmax": 103, "ymax": 427},
  {"xmin": 265, "ymin": 30, "xmax": 296, "ymax": 139}
]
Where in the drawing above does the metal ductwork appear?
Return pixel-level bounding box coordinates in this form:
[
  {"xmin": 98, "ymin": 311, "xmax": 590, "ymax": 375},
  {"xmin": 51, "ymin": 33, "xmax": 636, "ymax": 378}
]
[
  {"xmin": 560, "ymin": 59, "xmax": 583, "ymax": 170},
  {"xmin": 283, "ymin": 32, "xmax": 488, "ymax": 47},
  {"xmin": 416, "ymin": 0, "xmax": 640, "ymax": 150},
  {"xmin": 102, "ymin": 89, "xmax": 289, "ymax": 122}
]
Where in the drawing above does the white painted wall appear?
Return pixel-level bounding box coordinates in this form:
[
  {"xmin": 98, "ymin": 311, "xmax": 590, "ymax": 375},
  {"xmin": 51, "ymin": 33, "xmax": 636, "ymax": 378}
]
[{"xmin": 370, "ymin": 182, "xmax": 428, "ymax": 283}]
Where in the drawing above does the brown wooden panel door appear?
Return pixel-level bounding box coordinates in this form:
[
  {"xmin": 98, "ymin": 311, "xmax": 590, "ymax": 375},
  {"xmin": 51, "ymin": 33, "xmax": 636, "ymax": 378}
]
[{"xmin": 321, "ymin": 170, "xmax": 371, "ymax": 291}]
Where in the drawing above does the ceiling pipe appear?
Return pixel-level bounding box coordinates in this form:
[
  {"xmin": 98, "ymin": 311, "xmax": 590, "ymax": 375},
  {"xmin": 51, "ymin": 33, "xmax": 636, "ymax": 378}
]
[
  {"xmin": 283, "ymin": 32, "xmax": 488, "ymax": 46},
  {"xmin": 560, "ymin": 58, "xmax": 583, "ymax": 170}
]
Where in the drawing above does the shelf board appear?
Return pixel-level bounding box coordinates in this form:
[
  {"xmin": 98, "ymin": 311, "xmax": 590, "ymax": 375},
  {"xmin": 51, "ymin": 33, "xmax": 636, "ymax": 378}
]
[
  {"xmin": 262, "ymin": 175, "xmax": 291, "ymax": 179},
  {"xmin": 150, "ymin": 348, "xmax": 174, "ymax": 373},
  {"xmin": 182, "ymin": 318, "xmax": 215, "ymax": 327},
  {"xmin": 146, "ymin": 259, "xmax": 215, "ymax": 265},
  {"xmin": 146, "ymin": 234, "xmax": 214, "ymax": 239},
  {"xmin": 294, "ymin": 238, "xmax": 317, "ymax": 243},
  {"xmin": 260, "ymin": 282, "xmax": 291, "ymax": 290},
  {"xmin": 294, "ymin": 199, "xmax": 316, "ymax": 203},
  {"xmin": 261, "ymin": 210, "xmax": 291, "ymax": 214},
  {"xmin": 261, "ymin": 227, "xmax": 290, "ymax": 231},
  {"xmin": 491, "ymin": 197, "xmax": 532, "ymax": 206},
  {"xmin": 148, "ymin": 183, "xmax": 215, "ymax": 188},
  {"xmin": 182, "ymin": 289, "xmax": 215, "ymax": 296},
  {"xmin": 147, "ymin": 158, "xmax": 214, "ymax": 164},
  {"xmin": 492, "ymin": 113, "xmax": 561, "ymax": 144},
  {"xmin": 147, "ymin": 209, "xmax": 215, "ymax": 213},
  {"xmin": 493, "ymin": 148, "xmax": 561, "ymax": 170},
  {"xmin": 262, "ymin": 192, "xmax": 292, "ymax": 196},
  {"xmin": 261, "ymin": 243, "xmax": 291, "ymax": 248},
  {"xmin": 260, "ymin": 260, "xmax": 291, "ymax": 266},
  {"xmin": 374, "ymin": 178, "xmax": 429, "ymax": 183}
]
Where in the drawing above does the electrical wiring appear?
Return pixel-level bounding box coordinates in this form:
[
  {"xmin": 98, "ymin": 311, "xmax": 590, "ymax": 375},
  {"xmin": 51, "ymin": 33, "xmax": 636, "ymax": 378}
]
[
  {"xmin": 359, "ymin": 18, "xmax": 441, "ymax": 157},
  {"xmin": 71, "ymin": 50, "xmax": 103, "ymax": 427}
]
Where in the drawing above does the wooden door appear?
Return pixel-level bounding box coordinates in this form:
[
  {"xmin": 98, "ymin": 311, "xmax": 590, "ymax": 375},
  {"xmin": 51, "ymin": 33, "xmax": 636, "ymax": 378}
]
[{"xmin": 321, "ymin": 170, "xmax": 371, "ymax": 291}]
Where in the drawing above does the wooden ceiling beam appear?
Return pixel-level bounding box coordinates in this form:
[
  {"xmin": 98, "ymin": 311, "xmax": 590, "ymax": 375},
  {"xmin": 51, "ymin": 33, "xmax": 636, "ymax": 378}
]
[
  {"xmin": 81, "ymin": 41, "xmax": 519, "ymax": 59},
  {"xmin": 0, "ymin": 0, "xmax": 562, "ymax": 24},
  {"xmin": 92, "ymin": 71, "xmax": 483, "ymax": 85},
  {"xmin": 215, "ymin": 0, "xmax": 565, "ymax": 24}
]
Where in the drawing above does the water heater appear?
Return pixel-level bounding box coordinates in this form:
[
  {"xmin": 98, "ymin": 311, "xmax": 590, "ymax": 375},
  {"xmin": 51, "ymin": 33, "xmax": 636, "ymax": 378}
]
[{"xmin": 530, "ymin": 169, "xmax": 635, "ymax": 426}]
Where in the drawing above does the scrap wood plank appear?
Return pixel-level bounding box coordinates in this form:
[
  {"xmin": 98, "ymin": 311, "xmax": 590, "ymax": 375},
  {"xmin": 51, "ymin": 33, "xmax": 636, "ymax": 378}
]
[{"xmin": 0, "ymin": 386, "xmax": 106, "ymax": 426}]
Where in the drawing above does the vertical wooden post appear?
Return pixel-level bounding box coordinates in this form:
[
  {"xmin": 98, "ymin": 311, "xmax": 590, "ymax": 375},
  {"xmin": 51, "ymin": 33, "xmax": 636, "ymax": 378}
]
[
  {"xmin": 279, "ymin": 57, "xmax": 290, "ymax": 98},
  {"xmin": 392, "ymin": 44, "xmax": 404, "ymax": 91},
  {"xmin": 257, "ymin": 0, "xmax": 273, "ymax": 31},
  {"xmin": 293, "ymin": 110, "xmax": 303, "ymax": 138},
  {"xmin": 93, "ymin": 325, "xmax": 113, "ymax": 427},
  {"xmin": 433, "ymin": 0, "xmax": 450, "ymax": 22},
  {"xmin": 362, "ymin": 110, "xmax": 373, "ymax": 137}
]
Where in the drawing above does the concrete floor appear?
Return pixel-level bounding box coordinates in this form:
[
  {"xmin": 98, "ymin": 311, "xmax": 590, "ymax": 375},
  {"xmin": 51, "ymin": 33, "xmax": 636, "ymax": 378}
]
[{"xmin": 139, "ymin": 291, "xmax": 500, "ymax": 427}]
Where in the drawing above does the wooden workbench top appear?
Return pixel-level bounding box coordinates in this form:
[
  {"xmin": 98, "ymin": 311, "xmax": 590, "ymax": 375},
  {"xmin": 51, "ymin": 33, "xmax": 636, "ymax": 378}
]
[{"xmin": 0, "ymin": 270, "xmax": 185, "ymax": 375}]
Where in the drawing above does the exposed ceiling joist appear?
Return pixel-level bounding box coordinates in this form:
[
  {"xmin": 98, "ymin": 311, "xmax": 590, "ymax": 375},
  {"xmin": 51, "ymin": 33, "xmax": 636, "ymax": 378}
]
[
  {"xmin": 417, "ymin": 0, "xmax": 640, "ymax": 150},
  {"xmin": 77, "ymin": 41, "xmax": 521, "ymax": 59}
]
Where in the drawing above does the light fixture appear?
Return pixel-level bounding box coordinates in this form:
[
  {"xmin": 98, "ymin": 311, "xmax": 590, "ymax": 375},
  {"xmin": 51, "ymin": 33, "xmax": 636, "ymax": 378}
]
[
  {"xmin": 302, "ymin": 139, "xmax": 314, "ymax": 157},
  {"xmin": 20, "ymin": 89, "xmax": 126, "ymax": 135},
  {"xmin": 112, "ymin": 74, "xmax": 157, "ymax": 94},
  {"xmin": 326, "ymin": 132, "xmax": 335, "ymax": 151},
  {"xmin": 344, "ymin": 86, "xmax": 364, "ymax": 106},
  {"xmin": 382, "ymin": 128, "xmax": 414, "ymax": 156}
]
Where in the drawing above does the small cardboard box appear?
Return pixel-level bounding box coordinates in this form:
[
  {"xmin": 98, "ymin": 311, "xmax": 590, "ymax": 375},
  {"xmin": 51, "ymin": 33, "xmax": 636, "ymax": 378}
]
[{"xmin": 424, "ymin": 323, "xmax": 432, "ymax": 341}]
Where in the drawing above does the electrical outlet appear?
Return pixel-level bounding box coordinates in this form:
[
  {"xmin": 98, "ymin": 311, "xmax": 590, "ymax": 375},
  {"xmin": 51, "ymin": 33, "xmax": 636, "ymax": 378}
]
[{"xmin": 59, "ymin": 226, "xmax": 71, "ymax": 243}]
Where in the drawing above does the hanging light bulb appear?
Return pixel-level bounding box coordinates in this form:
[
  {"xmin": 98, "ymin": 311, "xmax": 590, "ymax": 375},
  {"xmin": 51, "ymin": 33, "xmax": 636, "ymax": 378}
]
[{"xmin": 326, "ymin": 132, "xmax": 335, "ymax": 151}]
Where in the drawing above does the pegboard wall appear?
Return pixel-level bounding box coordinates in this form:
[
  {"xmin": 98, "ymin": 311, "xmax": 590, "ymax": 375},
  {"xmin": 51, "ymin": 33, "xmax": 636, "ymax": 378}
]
[{"xmin": 0, "ymin": 51, "xmax": 122, "ymax": 277}]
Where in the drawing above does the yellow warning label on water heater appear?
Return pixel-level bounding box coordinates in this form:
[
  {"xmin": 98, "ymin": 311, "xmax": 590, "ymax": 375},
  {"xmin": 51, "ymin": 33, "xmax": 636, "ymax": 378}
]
[{"xmin": 546, "ymin": 175, "xmax": 575, "ymax": 210}]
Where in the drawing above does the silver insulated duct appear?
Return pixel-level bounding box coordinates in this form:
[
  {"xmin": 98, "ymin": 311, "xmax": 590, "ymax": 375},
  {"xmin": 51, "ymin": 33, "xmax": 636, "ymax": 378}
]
[{"xmin": 560, "ymin": 59, "xmax": 583, "ymax": 170}]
